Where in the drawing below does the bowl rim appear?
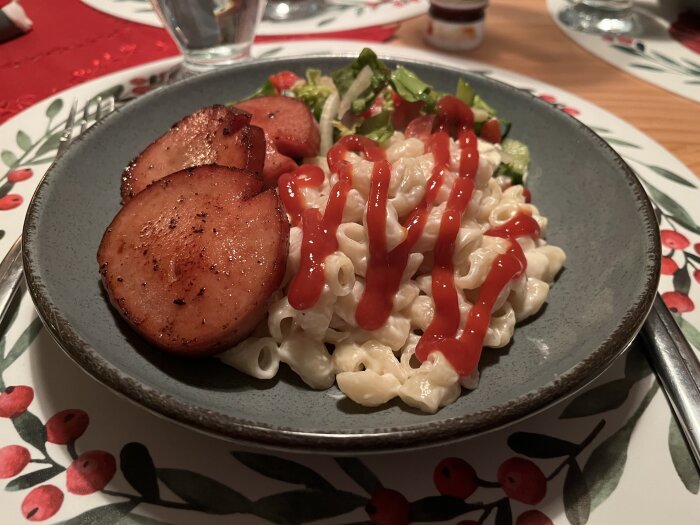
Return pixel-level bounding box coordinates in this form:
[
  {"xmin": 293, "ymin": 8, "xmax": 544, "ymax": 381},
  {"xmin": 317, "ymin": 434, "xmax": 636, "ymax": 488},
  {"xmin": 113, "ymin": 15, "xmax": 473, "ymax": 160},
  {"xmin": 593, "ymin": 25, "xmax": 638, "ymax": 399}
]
[{"xmin": 22, "ymin": 53, "xmax": 661, "ymax": 453}]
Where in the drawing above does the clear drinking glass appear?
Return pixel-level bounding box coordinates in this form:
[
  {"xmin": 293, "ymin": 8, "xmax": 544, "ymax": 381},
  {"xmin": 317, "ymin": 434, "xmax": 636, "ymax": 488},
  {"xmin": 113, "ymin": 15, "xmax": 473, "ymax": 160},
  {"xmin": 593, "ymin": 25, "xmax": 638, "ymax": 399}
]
[
  {"xmin": 264, "ymin": 0, "xmax": 326, "ymax": 22},
  {"xmin": 151, "ymin": 0, "xmax": 265, "ymax": 72},
  {"xmin": 559, "ymin": 0, "xmax": 638, "ymax": 35}
]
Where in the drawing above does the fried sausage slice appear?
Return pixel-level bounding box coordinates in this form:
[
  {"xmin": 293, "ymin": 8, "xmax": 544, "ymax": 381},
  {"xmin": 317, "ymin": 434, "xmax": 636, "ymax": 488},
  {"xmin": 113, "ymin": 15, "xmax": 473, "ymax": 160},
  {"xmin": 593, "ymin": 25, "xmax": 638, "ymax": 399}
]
[
  {"xmin": 121, "ymin": 105, "xmax": 265, "ymax": 203},
  {"xmin": 235, "ymin": 95, "xmax": 320, "ymax": 187},
  {"xmin": 99, "ymin": 164, "xmax": 289, "ymax": 357}
]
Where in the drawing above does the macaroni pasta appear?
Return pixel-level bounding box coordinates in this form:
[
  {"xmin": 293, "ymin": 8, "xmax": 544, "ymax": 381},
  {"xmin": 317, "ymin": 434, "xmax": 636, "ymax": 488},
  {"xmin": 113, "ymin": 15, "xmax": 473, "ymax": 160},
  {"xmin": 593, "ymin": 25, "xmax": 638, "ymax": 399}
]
[{"xmin": 219, "ymin": 130, "xmax": 565, "ymax": 413}]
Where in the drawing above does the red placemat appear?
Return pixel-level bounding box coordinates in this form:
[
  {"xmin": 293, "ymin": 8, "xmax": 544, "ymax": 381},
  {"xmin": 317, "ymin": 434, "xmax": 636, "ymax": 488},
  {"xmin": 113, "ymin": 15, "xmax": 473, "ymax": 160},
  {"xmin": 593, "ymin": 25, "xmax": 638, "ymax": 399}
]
[
  {"xmin": 0, "ymin": 1, "xmax": 401, "ymax": 125},
  {"xmin": 0, "ymin": 0, "xmax": 178, "ymax": 124}
]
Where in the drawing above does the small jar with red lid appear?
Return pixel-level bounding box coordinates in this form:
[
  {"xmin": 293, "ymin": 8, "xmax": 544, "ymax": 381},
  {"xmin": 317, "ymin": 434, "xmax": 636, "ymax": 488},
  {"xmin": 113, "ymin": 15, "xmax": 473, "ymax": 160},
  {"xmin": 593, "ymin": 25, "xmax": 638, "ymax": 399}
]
[{"xmin": 424, "ymin": 0, "xmax": 488, "ymax": 51}]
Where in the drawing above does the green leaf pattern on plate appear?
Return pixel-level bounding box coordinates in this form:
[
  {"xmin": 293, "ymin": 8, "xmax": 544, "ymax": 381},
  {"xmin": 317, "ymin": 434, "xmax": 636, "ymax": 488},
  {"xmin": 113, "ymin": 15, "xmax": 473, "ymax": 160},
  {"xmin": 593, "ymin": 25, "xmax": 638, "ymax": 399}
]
[
  {"xmin": 581, "ymin": 383, "xmax": 660, "ymax": 512},
  {"xmin": 610, "ymin": 40, "xmax": 700, "ymax": 84},
  {"xmin": 669, "ymin": 416, "xmax": 700, "ymax": 494}
]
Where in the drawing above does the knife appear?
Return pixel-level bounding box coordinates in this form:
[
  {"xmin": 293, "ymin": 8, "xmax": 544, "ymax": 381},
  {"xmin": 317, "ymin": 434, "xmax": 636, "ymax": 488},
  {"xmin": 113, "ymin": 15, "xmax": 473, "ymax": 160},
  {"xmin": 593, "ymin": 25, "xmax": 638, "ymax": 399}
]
[{"xmin": 642, "ymin": 294, "xmax": 700, "ymax": 469}]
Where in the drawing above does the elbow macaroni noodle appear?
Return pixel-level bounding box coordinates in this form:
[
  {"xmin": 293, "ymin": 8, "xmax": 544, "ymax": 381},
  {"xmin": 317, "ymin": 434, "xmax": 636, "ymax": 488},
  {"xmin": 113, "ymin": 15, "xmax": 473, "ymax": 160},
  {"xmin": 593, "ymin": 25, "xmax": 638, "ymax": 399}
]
[{"xmin": 219, "ymin": 131, "xmax": 566, "ymax": 413}]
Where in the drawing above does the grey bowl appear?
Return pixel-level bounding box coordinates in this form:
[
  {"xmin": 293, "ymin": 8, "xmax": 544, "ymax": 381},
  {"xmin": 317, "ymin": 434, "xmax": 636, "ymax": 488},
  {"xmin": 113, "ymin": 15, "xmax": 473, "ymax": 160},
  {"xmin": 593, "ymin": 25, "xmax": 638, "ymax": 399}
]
[{"xmin": 22, "ymin": 55, "xmax": 660, "ymax": 453}]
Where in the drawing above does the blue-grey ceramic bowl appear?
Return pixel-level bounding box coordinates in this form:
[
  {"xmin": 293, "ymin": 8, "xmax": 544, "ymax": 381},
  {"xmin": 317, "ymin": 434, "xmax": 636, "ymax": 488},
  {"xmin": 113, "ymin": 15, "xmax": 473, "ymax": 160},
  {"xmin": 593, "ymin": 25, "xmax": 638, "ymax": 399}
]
[{"xmin": 22, "ymin": 55, "xmax": 659, "ymax": 453}]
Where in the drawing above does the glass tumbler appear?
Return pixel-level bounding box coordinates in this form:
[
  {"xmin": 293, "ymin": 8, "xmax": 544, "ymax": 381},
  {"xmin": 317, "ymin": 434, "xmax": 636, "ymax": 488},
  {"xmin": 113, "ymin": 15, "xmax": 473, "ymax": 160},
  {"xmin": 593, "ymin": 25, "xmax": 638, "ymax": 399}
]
[
  {"xmin": 151, "ymin": 0, "xmax": 265, "ymax": 72},
  {"xmin": 264, "ymin": 0, "xmax": 326, "ymax": 22},
  {"xmin": 559, "ymin": 0, "xmax": 638, "ymax": 35}
]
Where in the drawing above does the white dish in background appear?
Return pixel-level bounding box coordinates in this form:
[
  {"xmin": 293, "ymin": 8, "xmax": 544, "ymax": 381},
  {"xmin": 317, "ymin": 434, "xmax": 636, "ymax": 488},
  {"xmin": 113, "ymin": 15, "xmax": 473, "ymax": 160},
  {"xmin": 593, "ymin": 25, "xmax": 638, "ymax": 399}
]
[{"xmin": 80, "ymin": 0, "xmax": 429, "ymax": 35}]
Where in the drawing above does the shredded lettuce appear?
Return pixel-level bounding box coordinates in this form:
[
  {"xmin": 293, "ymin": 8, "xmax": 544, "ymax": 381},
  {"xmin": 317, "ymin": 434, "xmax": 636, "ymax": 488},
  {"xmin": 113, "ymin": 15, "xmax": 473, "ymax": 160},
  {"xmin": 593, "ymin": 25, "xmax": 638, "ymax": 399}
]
[
  {"xmin": 390, "ymin": 66, "xmax": 445, "ymax": 113},
  {"xmin": 292, "ymin": 68, "xmax": 334, "ymax": 120},
  {"xmin": 244, "ymin": 48, "xmax": 529, "ymax": 178},
  {"xmin": 357, "ymin": 111, "xmax": 394, "ymax": 144},
  {"xmin": 331, "ymin": 48, "xmax": 391, "ymax": 115}
]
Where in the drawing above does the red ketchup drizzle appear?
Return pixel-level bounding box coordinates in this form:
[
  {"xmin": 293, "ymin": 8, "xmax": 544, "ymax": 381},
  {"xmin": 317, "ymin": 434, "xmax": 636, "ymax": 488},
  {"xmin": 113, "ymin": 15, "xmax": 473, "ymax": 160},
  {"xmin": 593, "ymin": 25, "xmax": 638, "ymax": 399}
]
[
  {"xmin": 355, "ymin": 160, "xmax": 393, "ymax": 329},
  {"xmin": 355, "ymin": 99, "xmax": 480, "ymax": 333},
  {"xmin": 278, "ymin": 165, "xmax": 325, "ymax": 226},
  {"xmin": 354, "ymin": 131, "xmax": 451, "ymax": 330},
  {"xmin": 434, "ymin": 95, "xmax": 475, "ymax": 136},
  {"xmin": 412, "ymin": 95, "xmax": 542, "ymax": 376},
  {"xmin": 286, "ymin": 135, "xmax": 386, "ymax": 311},
  {"xmin": 485, "ymin": 213, "xmax": 540, "ymax": 240},
  {"xmin": 416, "ymin": 212, "xmax": 540, "ymax": 375},
  {"xmin": 281, "ymin": 92, "xmax": 540, "ymax": 379}
]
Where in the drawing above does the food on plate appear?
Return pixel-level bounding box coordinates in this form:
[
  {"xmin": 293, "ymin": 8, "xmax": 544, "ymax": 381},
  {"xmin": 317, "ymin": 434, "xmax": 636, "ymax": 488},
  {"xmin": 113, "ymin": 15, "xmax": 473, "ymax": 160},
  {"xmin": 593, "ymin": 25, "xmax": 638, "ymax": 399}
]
[
  {"xmin": 120, "ymin": 105, "xmax": 265, "ymax": 203},
  {"xmin": 234, "ymin": 95, "xmax": 321, "ymax": 187},
  {"xmin": 98, "ymin": 165, "xmax": 289, "ymax": 357},
  {"xmin": 98, "ymin": 49, "xmax": 565, "ymax": 413},
  {"xmin": 218, "ymin": 50, "xmax": 565, "ymax": 412}
]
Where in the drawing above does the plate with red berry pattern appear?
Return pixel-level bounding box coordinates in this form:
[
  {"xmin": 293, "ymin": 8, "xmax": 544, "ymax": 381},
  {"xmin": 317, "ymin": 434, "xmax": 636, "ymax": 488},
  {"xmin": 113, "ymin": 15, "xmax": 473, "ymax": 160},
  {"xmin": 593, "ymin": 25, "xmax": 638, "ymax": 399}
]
[
  {"xmin": 548, "ymin": 0, "xmax": 700, "ymax": 103},
  {"xmin": 1, "ymin": 41, "xmax": 699, "ymax": 524},
  {"xmin": 80, "ymin": 0, "xmax": 429, "ymax": 36}
]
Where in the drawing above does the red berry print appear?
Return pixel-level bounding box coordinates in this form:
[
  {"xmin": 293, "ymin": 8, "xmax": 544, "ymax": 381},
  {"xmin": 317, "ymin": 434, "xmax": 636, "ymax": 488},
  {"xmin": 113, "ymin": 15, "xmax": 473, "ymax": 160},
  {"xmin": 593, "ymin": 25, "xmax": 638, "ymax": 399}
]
[
  {"xmin": 366, "ymin": 488, "xmax": 411, "ymax": 525},
  {"xmin": 433, "ymin": 457, "xmax": 478, "ymax": 499},
  {"xmin": 516, "ymin": 509, "xmax": 554, "ymax": 525},
  {"xmin": 660, "ymin": 230, "xmax": 690, "ymax": 250},
  {"xmin": 46, "ymin": 409, "xmax": 90, "ymax": 444},
  {"xmin": 497, "ymin": 457, "xmax": 547, "ymax": 505},
  {"xmin": 0, "ymin": 445, "xmax": 30, "ymax": 478},
  {"xmin": 538, "ymin": 94, "xmax": 557, "ymax": 103},
  {"xmin": 660, "ymin": 257, "xmax": 679, "ymax": 275},
  {"xmin": 0, "ymin": 194, "xmax": 23, "ymax": 210},
  {"xmin": 662, "ymin": 291, "xmax": 695, "ymax": 313},
  {"xmin": 0, "ymin": 385, "xmax": 34, "ymax": 418},
  {"xmin": 694, "ymin": 269, "xmax": 700, "ymax": 285},
  {"xmin": 66, "ymin": 450, "xmax": 116, "ymax": 495},
  {"xmin": 695, "ymin": 243, "xmax": 700, "ymax": 255},
  {"xmin": 7, "ymin": 168, "xmax": 33, "ymax": 182},
  {"xmin": 21, "ymin": 485, "xmax": 64, "ymax": 521}
]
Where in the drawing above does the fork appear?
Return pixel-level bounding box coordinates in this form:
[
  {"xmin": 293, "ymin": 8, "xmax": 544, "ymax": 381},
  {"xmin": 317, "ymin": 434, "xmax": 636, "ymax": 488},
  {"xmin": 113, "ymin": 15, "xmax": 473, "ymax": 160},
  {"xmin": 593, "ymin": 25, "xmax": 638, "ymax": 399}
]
[{"xmin": 0, "ymin": 96, "xmax": 116, "ymax": 324}]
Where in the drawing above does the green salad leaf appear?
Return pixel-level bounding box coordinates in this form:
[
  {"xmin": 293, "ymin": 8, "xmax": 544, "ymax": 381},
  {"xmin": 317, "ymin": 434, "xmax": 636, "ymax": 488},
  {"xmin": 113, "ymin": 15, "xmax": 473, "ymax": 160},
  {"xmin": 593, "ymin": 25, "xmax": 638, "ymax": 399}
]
[
  {"xmin": 292, "ymin": 68, "xmax": 334, "ymax": 120},
  {"xmin": 357, "ymin": 111, "xmax": 394, "ymax": 144},
  {"xmin": 244, "ymin": 48, "xmax": 530, "ymax": 182},
  {"xmin": 390, "ymin": 66, "xmax": 445, "ymax": 113},
  {"xmin": 331, "ymin": 48, "xmax": 391, "ymax": 115}
]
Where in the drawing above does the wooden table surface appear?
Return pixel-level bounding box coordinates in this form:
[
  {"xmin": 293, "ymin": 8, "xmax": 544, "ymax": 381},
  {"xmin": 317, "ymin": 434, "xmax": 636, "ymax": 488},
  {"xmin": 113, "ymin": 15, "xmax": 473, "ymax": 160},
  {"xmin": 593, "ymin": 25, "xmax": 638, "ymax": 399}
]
[{"xmin": 393, "ymin": 0, "xmax": 700, "ymax": 179}]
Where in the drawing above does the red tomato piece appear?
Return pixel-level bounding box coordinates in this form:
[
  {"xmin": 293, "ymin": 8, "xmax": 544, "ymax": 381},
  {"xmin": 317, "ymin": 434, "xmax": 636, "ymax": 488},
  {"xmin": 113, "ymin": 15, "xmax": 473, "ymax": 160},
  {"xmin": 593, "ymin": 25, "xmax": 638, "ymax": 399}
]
[
  {"xmin": 268, "ymin": 71, "xmax": 301, "ymax": 92},
  {"xmin": 363, "ymin": 95, "xmax": 385, "ymax": 118},
  {"xmin": 392, "ymin": 100, "xmax": 425, "ymax": 132},
  {"xmin": 480, "ymin": 118, "xmax": 502, "ymax": 143}
]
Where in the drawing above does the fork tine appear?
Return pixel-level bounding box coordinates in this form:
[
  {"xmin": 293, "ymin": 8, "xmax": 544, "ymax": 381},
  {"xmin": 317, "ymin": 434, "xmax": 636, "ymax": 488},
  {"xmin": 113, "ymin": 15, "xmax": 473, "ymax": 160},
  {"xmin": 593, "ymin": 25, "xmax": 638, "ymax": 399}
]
[
  {"xmin": 93, "ymin": 96, "xmax": 105, "ymax": 124},
  {"xmin": 54, "ymin": 96, "xmax": 116, "ymax": 160},
  {"xmin": 79, "ymin": 99, "xmax": 93, "ymax": 135},
  {"xmin": 102, "ymin": 96, "xmax": 116, "ymax": 118},
  {"xmin": 56, "ymin": 99, "xmax": 78, "ymax": 157}
]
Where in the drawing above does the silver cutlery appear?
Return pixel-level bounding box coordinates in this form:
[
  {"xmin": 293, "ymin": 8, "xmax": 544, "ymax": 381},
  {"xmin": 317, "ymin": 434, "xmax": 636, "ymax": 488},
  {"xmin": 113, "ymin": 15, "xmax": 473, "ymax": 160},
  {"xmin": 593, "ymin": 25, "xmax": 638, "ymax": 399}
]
[{"xmin": 642, "ymin": 295, "xmax": 700, "ymax": 468}]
